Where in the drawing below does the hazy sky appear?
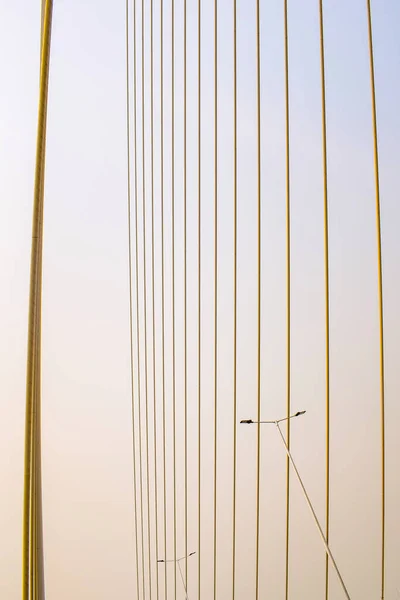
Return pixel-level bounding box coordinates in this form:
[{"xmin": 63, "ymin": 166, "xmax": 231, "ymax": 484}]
[{"xmin": 1, "ymin": 1, "xmax": 399, "ymax": 599}]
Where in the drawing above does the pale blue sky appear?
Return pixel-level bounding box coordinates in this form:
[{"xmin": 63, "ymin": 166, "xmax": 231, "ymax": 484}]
[{"xmin": 1, "ymin": 1, "xmax": 399, "ymax": 599}]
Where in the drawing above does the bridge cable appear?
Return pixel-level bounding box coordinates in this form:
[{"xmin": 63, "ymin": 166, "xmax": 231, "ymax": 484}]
[
  {"xmin": 171, "ymin": 0, "xmax": 178, "ymax": 597},
  {"xmin": 318, "ymin": 2, "xmax": 331, "ymax": 599},
  {"xmin": 231, "ymin": 0, "xmax": 238, "ymax": 597},
  {"xmin": 197, "ymin": 0, "xmax": 202, "ymax": 596},
  {"xmin": 140, "ymin": 0, "xmax": 153, "ymax": 595},
  {"xmin": 159, "ymin": 0, "xmax": 168, "ymax": 596},
  {"xmin": 150, "ymin": 0, "xmax": 160, "ymax": 596},
  {"xmin": 255, "ymin": 0, "xmax": 262, "ymax": 597},
  {"xmin": 183, "ymin": 0, "xmax": 189, "ymax": 591},
  {"xmin": 133, "ymin": 0, "xmax": 147, "ymax": 593},
  {"xmin": 125, "ymin": 0, "xmax": 141, "ymax": 595},
  {"xmin": 23, "ymin": 2, "xmax": 53, "ymax": 598},
  {"xmin": 284, "ymin": 1, "xmax": 292, "ymax": 598},
  {"xmin": 212, "ymin": 0, "xmax": 219, "ymax": 599},
  {"xmin": 366, "ymin": 2, "xmax": 386, "ymax": 598}
]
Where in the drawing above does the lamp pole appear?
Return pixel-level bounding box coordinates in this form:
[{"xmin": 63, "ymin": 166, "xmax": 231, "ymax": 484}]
[
  {"xmin": 240, "ymin": 411, "xmax": 351, "ymax": 600},
  {"xmin": 157, "ymin": 551, "xmax": 196, "ymax": 600}
]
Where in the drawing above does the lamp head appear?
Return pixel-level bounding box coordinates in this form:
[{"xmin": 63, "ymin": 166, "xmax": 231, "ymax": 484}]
[
  {"xmin": 294, "ymin": 410, "xmax": 306, "ymax": 417},
  {"xmin": 240, "ymin": 419, "xmax": 254, "ymax": 424}
]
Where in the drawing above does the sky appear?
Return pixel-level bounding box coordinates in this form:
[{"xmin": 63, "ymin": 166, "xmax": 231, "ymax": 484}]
[{"xmin": 0, "ymin": 1, "xmax": 399, "ymax": 599}]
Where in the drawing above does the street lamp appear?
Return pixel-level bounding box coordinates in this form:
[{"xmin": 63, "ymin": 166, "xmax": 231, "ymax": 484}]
[
  {"xmin": 157, "ymin": 551, "xmax": 196, "ymax": 600},
  {"xmin": 240, "ymin": 411, "xmax": 351, "ymax": 600}
]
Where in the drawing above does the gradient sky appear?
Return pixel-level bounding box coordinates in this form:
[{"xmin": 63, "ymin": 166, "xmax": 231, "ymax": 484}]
[{"xmin": 1, "ymin": 1, "xmax": 399, "ymax": 599}]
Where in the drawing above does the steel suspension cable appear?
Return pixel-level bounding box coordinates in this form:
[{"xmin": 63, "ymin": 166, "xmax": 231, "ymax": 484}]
[
  {"xmin": 126, "ymin": 0, "xmax": 141, "ymax": 595},
  {"xmin": 255, "ymin": 0, "xmax": 262, "ymax": 597},
  {"xmin": 160, "ymin": 0, "xmax": 168, "ymax": 596},
  {"xmin": 34, "ymin": 5, "xmax": 48, "ymax": 596},
  {"xmin": 231, "ymin": 0, "xmax": 238, "ymax": 597},
  {"xmin": 133, "ymin": 0, "xmax": 146, "ymax": 593},
  {"xmin": 150, "ymin": 0, "xmax": 160, "ymax": 596},
  {"xmin": 171, "ymin": 0, "xmax": 177, "ymax": 597},
  {"xmin": 183, "ymin": 0, "xmax": 188, "ymax": 590},
  {"xmin": 283, "ymin": 1, "xmax": 291, "ymax": 598},
  {"xmin": 318, "ymin": 2, "xmax": 331, "ymax": 599},
  {"xmin": 212, "ymin": 0, "xmax": 218, "ymax": 598},
  {"xmin": 140, "ymin": 0, "xmax": 153, "ymax": 595},
  {"xmin": 366, "ymin": 2, "xmax": 386, "ymax": 598},
  {"xmin": 197, "ymin": 0, "xmax": 202, "ymax": 595},
  {"xmin": 23, "ymin": 2, "xmax": 53, "ymax": 598}
]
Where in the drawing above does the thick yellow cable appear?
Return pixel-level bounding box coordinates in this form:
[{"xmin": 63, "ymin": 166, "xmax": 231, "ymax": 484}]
[
  {"xmin": 366, "ymin": 2, "xmax": 386, "ymax": 599},
  {"xmin": 150, "ymin": 0, "xmax": 160, "ymax": 597},
  {"xmin": 125, "ymin": 0, "xmax": 141, "ymax": 595},
  {"xmin": 318, "ymin": 2, "xmax": 331, "ymax": 599},
  {"xmin": 255, "ymin": 0, "xmax": 262, "ymax": 597},
  {"xmin": 23, "ymin": 2, "xmax": 53, "ymax": 598},
  {"xmin": 284, "ymin": 1, "xmax": 291, "ymax": 598},
  {"xmin": 133, "ymin": 0, "xmax": 146, "ymax": 594},
  {"xmin": 231, "ymin": 1, "xmax": 238, "ymax": 597},
  {"xmin": 213, "ymin": 0, "xmax": 218, "ymax": 598}
]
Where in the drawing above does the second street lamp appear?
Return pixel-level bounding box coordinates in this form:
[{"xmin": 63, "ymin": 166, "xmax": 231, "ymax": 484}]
[
  {"xmin": 240, "ymin": 410, "xmax": 351, "ymax": 600},
  {"xmin": 157, "ymin": 551, "xmax": 196, "ymax": 600}
]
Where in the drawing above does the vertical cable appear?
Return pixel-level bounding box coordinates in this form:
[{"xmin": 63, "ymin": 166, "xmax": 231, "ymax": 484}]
[
  {"xmin": 30, "ymin": 386, "xmax": 37, "ymax": 600},
  {"xmin": 183, "ymin": 0, "xmax": 188, "ymax": 590},
  {"xmin": 133, "ymin": 0, "xmax": 147, "ymax": 593},
  {"xmin": 212, "ymin": 0, "xmax": 218, "ymax": 598},
  {"xmin": 23, "ymin": 2, "xmax": 52, "ymax": 598},
  {"xmin": 197, "ymin": 0, "xmax": 202, "ymax": 596},
  {"xmin": 126, "ymin": 0, "xmax": 141, "ymax": 595},
  {"xmin": 318, "ymin": 2, "xmax": 330, "ymax": 599},
  {"xmin": 35, "ymin": 6, "xmax": 47, "ymax": 596},
  {"xmin": 283, "ymin": 1, "xmax": 291, "ymax": 598},
  {"xmin": 171, "ymin": 0, "xmax": 177, "ymax": 598},
  {"xmin": 141, "ymin": 0, "xmax": 153, "ymax": 595},
  {"xmin": 160, "ymin": 0, "xmax": 168, "ymax": 596},
  {"xmin": 366, "ymin": 2, "xmax": 386, "ymax": 598},
  {"xmin": 231, "ymin": 0, "xmax": 238, "ymax": 597},
  {"xmin": 255, "ymin": 0, "xmax": 262, "ymax": 597},
  {"xmin": 150, "ymin": 0, "xmax": 160, "ymax": 596}
]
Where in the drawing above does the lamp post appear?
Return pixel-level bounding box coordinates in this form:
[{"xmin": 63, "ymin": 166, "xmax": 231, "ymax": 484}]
[
  {"xmin": 157, "ymin": 551, "xmax": 196, "ymax": 600},
  {"xmin": 240, "ymin": 411, "xmax": 351, "ymax": 600}
]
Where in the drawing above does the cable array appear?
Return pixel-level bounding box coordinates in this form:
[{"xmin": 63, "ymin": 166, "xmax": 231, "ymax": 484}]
[{"xmin": 21, "ymin": 2, "xmax": 389, "ymax": 599}]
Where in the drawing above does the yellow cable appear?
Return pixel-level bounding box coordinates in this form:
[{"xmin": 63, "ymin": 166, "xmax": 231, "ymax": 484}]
[
  {"xmin": 366, "ymin": 2, "xmax": 386, "ymax": 598},
  {"xmin": 140, "ymin": 0, "xmax": 153, "ymax": 595},
  {"xmin": 23, "ymin": 2, "xmax": 53, "ymax": 598},
  {"xmin": 255, "ymin": 0, "xmax": 262, "ymax": 597},
  {"xmin": 197, "ymin": 0, "xmax": 202, "ymax": 596},
  {"xmin": 232, "ymin": 1, "xmax": 238, "ymax": 597},
  {"xmin": 284, "ymin": 1, "xmax": 291, "ymax": 599},
  {"xmin": 160, "ymin": 0, "xmax": 168, "ymax": 596},
  {"xmin": 171, "ymin": 1, "xmax": 177, "ymax": 598},
  {"xmin": 133, "ymin": 0, "xmax": 146, "ymax": 593},
  {"xmin": 183, "ymin": 0, "xmax": 188, "ymax": 590},
  {"xmin": 126, "ymin": 0, "xmax": 141, "ymax": 595},
  {"xmin": 213, "ymin": 0, "xmax": 218, "ymax": 598},
  {"xmin": 318, "ymin": 2, "xmax": 331, "ymax": 599},
  {"xmin": 150, "ymin": 0, "xmax": 160, "ymax": 597}
]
